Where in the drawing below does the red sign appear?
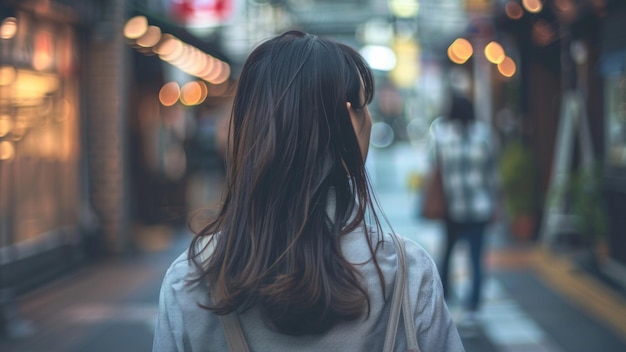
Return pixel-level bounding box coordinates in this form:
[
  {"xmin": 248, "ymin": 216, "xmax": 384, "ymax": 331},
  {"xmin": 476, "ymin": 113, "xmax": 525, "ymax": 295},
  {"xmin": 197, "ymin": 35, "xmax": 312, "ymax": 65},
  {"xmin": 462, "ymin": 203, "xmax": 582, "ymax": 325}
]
[{"xmin": 169, "ymin": 0, "xmax": 232, "ymax": 25}]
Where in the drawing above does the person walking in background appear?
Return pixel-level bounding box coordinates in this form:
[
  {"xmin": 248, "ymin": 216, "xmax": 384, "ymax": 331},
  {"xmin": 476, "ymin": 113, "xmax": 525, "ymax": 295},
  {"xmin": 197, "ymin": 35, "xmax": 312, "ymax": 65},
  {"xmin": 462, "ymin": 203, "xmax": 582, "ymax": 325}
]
[
  {"xmin": 153, "ymin": 30, "xmax": 464, "ymax": 351},
  {"xmin": 430, "ymin": 92, "xmax": 500, "ymax": 326}
]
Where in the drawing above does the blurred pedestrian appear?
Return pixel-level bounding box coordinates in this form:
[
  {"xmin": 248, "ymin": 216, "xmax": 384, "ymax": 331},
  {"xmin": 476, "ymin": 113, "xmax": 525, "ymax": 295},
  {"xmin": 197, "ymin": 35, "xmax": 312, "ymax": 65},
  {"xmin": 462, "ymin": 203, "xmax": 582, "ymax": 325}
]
[
  {"xmin": 430, "ymin": 92, "xmax": 500, "ymax": 325},
  {"xmin": 153, "ymin": 30, "xmax": 464, "ymax": 351}
]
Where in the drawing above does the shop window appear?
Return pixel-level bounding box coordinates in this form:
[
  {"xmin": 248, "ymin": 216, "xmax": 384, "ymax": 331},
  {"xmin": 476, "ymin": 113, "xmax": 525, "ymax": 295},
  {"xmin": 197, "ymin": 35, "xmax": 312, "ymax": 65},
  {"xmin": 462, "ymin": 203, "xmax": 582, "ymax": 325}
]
[
  {"xmin": 0, "ymin": 76, "xmax": 79, "ymax": 244},
  {"xmin": 605, "ymin": 74, "xmax": 626, "ymax": 168},
  {"xmin": 0, "ymin": 11, "xmax": 80, "ymax": 246}
]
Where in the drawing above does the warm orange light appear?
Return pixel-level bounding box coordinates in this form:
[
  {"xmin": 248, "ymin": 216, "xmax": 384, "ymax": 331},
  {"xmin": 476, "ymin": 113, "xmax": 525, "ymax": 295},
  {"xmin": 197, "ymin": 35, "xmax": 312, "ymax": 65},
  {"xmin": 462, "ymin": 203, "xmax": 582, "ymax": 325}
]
[
  {"xmin": 12, "ymin": 70, "xmax": 59, "ymax": 100},
  {"xmin": 159, "ymin": 82, "xmax": 180, "ymax": 106},
  {"xmin": 159, "ymin": 39, "xmax": 184, "ymax": 62},
  {"xmin": 505, "ymin": 1, "xmax": 524, "ymax": 19},
  {"xmin": 522, "ymin": 0, "xmax": 543, "ymax": 13},
  {"xmin": 39, "ymin": 128, "xmax": 57, "ymax": 159},
  {"xmin": 171, "ymin": 45, "xmax": 195, "ymax": 71},
  {"xmin": 124, "ymin": 16, "xmax": 148, "ymax": 39},
  {"xmin": 0, "ymin": 141, "xmax": 15, "ymax": 161},
  {"xmin": 451, "ymin": 38, "xmax": 473, "ymax": 62},
  {"xmin": 153, "ymin": 34, "xmax": 175, "ymax": 54},
  {"xmin": 56, "ymin": 99, "xmax": 73, "ymax": 122},
  {"xmin": 133, "ymin": 30, "xmax": 232, "ymax": 87},
  {"xmin": 447, "ymin": 45, "xmax": 466, "ymax": 64},
  {"xmin": 498, "ymin": 56, "xmax": 516, "ymax": 77},
  {"xmin": 11, "ymin": 115, "xmax": 26, "ymax": 138},
  {"xmin": 203, "ymin": 61, "xmax": 224, "ymax": 83},
  {"xmin": 197, "ymin": 57, "xmax": 217, "ymax": 77},
  {"xmin": 180, "ymin": 81, "xmax": 205, "ymax": 106},
  {"xmin": 0, "ymin": 17, "xmax": 17, "ymax": 39},
  {"xmin": 33, "ymin": 30, "xmax": 54, "ymax": 71},
  {"xmin": 136, "ymin": 25, "xmax": 161, "ymax": 48},
  {"xmin": 197, "ymin": 81, "xmax": 208, "ymax": 102},
  {"xmin": 189, "ymin": 55, "xmax": 207, "ymax": 76},
  {"xmin": 208, "ymin": 62, "xmax": 231, "ymax": 84},
  {"xmin": 484, "ymin": 41, "xmax": 505, "ymax": 64},
  {"xmin": 0, "ymin": 66, "xmax": 16, "ymax": 85},
  {"xmin": 189, "ymin": 51, "xmax": 208, "ymax": 76},
  {"xmin": 0, "ymin": 115, "xmax": 12, "ymax": 137}
]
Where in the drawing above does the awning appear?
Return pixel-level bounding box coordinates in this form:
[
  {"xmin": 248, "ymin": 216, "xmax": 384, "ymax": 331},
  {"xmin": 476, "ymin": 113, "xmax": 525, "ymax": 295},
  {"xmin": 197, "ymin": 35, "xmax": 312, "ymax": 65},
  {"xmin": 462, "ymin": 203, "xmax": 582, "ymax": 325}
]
[{"xmin": 131, "ymin": 8, "xmax": 231, "ymax": 64}]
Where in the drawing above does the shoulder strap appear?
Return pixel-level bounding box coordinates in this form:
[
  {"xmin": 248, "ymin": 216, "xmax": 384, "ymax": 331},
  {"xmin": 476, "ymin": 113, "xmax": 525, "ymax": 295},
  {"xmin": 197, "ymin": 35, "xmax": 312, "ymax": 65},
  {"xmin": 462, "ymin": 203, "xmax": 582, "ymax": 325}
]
[
  {"xmin": 220, "ymin": 312, "xmax": 251, "ymax": 352},
  {"xmin": 383, "ymin": 233, "xmax": 421, "ymax": 352},
  {"xmin": 199, "ymin": 235, "xmax": 251, "ymax": 351}
]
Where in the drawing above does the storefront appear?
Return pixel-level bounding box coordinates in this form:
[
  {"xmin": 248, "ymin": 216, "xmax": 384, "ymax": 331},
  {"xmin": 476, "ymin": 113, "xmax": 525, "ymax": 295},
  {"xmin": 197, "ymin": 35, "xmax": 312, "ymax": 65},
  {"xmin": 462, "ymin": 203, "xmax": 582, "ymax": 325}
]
[
  {"xmin": 600, "ymin": 1, "xmax": 626, "ymax": 280},
  {"xmin": 0, "ymin": 1, "xmax": 84, "ymax": 294},
  {"xmin": 123, "ymin": 12, "xmax": 234, "ymax": 231}
]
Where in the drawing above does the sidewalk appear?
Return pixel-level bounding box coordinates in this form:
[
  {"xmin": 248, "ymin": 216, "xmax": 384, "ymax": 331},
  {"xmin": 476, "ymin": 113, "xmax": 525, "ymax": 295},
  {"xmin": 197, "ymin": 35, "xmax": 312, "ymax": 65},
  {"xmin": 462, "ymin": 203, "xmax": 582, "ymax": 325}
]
[{"xmin": 0, "ymin": 227, "xmax": 191, "ymax": 352}]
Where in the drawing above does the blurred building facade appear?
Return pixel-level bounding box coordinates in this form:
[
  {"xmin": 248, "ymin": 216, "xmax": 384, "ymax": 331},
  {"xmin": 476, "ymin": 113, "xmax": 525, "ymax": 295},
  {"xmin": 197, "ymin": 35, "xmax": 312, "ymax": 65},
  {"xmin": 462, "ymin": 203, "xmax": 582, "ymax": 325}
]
[
  {"xmin": 595, "ymin": 0, "xmax": 626, "ymax": 285},
  {"xmin": 484, "ymin": 0, "xmax": 626, "ymax": 286},
  {"xmin": 0, "ymin": 0, "xmax": 96, "ymax": 302},
  {"xmin": 0, "ymin": 0, "xmax": 255, "ymax": 332}
]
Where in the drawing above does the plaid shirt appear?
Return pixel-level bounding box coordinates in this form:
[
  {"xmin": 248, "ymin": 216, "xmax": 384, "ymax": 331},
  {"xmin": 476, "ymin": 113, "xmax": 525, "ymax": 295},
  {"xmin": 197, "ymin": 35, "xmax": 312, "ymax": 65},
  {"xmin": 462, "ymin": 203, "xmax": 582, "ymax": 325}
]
[{"xmin": 430, "ymin": 117, "xmax": 499, "ymax": 222}]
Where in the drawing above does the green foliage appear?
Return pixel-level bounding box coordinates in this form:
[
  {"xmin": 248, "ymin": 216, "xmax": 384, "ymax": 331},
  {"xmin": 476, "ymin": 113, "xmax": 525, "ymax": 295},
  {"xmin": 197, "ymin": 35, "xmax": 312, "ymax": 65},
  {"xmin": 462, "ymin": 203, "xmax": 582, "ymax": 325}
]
[
  {"xmin": 499, "ymin": 141, "xmax": 538, "ymax": 217},
  {"xmin": 546, "ymin": 163, "xmax": 609, "ymax": 243},
  {"xmin": 566, "ymin": 166, "xmax": 609, "ymax": 241}
]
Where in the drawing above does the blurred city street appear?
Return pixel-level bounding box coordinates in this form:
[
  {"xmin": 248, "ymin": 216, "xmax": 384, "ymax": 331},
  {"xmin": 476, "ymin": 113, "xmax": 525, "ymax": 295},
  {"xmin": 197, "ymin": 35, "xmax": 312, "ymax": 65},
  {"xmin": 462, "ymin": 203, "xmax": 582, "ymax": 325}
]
[
  {"xmin": 2, "ymin": 0, "xmax": 626, "ymax": 351},
  {"xmin": 0, "ymin": 142, "xmax": 625, "ymax": 352}
]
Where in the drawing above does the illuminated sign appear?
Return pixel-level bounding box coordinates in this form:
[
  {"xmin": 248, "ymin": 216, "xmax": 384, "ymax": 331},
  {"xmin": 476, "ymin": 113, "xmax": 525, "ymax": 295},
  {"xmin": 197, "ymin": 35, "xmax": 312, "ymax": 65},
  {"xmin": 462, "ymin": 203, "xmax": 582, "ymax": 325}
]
[{"xmin": 168, "ymin": 0, "xmax": 233, "ymax": 26}]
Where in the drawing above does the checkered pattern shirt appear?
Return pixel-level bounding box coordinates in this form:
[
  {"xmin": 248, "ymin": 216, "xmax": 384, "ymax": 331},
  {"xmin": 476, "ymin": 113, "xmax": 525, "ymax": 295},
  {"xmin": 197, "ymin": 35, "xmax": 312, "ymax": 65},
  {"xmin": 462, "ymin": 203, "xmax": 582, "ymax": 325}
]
[{"xmin": 430, "ymin": 117, "xmax": 499, "ymax": 222}]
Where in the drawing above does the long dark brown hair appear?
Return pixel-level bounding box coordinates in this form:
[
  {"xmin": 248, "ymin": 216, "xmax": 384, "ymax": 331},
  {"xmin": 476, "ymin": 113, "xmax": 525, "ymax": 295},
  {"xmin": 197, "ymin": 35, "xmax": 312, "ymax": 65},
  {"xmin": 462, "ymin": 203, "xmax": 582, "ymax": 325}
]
[{"xmin": 189, "ymin": 30, "xmax": 385, "ymax": 336}]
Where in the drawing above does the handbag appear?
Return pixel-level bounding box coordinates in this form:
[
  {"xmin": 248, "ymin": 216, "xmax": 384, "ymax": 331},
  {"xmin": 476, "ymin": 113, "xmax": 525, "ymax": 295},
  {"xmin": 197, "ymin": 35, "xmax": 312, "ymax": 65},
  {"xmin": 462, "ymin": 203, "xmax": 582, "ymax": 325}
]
[
  {"xmin": 421, "ymin": 162, "xmax": 446, "ymax": 220},
  {"xmin": 219, "ymin": 232, "xmax": 421, "ymax": 352}
]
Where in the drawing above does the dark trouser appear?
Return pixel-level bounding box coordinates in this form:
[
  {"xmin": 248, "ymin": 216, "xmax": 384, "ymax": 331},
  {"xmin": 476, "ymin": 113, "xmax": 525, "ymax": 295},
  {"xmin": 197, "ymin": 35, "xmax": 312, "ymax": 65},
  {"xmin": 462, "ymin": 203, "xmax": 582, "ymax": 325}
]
[{"xmin": 439, "ymin": 219, "xmax": 488, "ymax": 311}]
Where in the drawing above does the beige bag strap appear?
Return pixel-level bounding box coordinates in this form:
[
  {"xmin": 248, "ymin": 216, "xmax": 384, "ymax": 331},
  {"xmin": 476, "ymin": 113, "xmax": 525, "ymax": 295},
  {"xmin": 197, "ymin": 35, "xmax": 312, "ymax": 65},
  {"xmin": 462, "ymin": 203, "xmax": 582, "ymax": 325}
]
[
  {"xmin": 383, "ymin": 233, "xmax": 421, "ymax": 352},
  {"xmin": 220, "ymin": 312, "xmax": 250, "ymax": 352},
  {"xmin": 197, "ymin": 236, "xmax": 251, "ymax": 352}
]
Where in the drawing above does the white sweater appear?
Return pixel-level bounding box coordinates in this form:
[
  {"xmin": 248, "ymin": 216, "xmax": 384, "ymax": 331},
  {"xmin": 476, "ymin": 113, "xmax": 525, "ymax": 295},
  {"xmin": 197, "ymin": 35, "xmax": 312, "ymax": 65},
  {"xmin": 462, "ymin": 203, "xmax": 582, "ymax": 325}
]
[{"xmin": 153, "ymin": 227, "xmax": 465, "ymax": 352}]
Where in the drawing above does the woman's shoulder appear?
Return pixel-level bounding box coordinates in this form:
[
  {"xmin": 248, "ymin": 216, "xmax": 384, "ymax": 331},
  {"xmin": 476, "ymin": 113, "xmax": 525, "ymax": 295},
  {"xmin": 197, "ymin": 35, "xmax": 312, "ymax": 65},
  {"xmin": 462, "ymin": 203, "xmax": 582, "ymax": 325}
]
[
  {"xmin": 343, "ymin": 228, "xmax": 437, "ymax": 278},
  {"xmin": 162, "ymin": 234, "xmax": 218, "ymax": 286},
  {"xmin": 379, "ymin": 233, "xmax": 440, "ymax": 292},
  {"xmin": 163, "ymin": 235, "xmax": 217, "ymax": 283},
  {"xmin": 161, "ymin": 250, "xmax": 194, "ymax": 289},
  {"xmin": 155, "ymin": 244, "xmax": 226, "ymax": 351},
  {"xmin": 384, "ymin": 233, "xmax": 438, "ymax": 274},
  {"xmin": 377, "ymin": 234, "xmax": 444, "ymax": 318},
  {"xmin": 159, "ymin": 245, "xmax": 212, "ymax": 311}
]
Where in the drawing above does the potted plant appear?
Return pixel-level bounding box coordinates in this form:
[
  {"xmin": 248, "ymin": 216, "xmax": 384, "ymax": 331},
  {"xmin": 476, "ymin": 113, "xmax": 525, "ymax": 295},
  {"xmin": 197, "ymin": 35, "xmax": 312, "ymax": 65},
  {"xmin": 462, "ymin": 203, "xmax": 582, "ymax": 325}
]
[
  {"xmin": 563, "ymin": 165, "xmax": 610, "ymax": 268},
  {"xmin": 499, "ymin": 140, "xmax": 539, "ymax": 240}
]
